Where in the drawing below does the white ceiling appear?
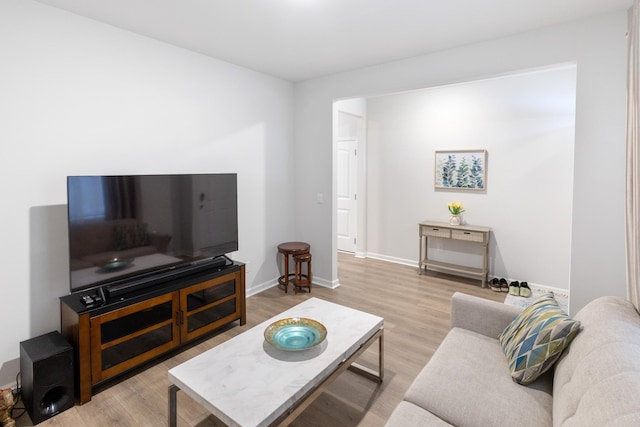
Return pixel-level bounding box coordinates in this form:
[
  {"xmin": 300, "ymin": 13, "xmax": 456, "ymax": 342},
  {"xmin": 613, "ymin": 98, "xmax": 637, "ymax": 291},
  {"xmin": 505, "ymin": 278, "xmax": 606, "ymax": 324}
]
[{"xmin": 34, "ymin": 0, "xmax": 633, "ymax": 82}]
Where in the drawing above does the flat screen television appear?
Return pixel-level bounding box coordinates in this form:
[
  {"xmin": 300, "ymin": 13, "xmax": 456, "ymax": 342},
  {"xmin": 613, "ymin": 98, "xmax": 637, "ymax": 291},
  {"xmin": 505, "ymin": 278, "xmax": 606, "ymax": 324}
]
[{"xmin": 67, "ymin": 173, "xmax": 238, "ymax": 294}]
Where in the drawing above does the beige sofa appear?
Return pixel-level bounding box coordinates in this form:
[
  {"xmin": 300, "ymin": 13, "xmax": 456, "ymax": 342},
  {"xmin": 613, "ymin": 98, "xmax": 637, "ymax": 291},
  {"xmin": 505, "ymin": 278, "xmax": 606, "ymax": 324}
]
[{"xmin": 386, "ymin": 292, "xmax": 640, "ymax": 427}]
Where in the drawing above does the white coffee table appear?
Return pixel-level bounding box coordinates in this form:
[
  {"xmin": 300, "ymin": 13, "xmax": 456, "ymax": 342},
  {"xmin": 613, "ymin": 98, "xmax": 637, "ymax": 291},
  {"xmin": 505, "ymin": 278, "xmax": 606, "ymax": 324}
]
[{"xmin": 168, "ymin": 297, "xmax": 384, "ymax": 426}]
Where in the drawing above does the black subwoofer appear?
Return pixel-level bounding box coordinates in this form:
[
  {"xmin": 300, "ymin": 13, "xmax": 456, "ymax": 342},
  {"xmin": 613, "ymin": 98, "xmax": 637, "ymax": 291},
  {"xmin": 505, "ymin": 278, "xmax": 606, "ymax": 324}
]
[{"xmin": 20, "ymin": 331, "xmax": 74, "ymax": 424}]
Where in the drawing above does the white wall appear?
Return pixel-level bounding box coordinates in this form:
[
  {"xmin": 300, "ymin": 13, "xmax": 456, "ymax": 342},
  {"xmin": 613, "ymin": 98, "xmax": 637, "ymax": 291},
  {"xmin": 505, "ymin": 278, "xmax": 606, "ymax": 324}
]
[
  {"xmin": 365, "ymin": 66, "xmax": 576, "ymax": 291},
  {"xmin": 0, "ymin": 0, "xmax": 294, "ymax": 386},
  {"xmin": 294, "ymin": 12, "xmax": 627, "ymax": 314}
]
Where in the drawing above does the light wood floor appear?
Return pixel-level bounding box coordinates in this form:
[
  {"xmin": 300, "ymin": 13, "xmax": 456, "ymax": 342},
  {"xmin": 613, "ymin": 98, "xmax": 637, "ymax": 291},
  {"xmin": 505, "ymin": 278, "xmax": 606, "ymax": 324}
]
[{"xmin": 26, "ymin": 254, "xmax": 505, "ymax": 427}]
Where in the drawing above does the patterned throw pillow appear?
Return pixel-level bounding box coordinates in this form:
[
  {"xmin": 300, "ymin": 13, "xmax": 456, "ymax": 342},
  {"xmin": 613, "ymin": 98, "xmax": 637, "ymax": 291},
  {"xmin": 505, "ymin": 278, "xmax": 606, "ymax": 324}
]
[{"xmin": 498, "ymin": 293, "xmax": 581, "ymax": 385}]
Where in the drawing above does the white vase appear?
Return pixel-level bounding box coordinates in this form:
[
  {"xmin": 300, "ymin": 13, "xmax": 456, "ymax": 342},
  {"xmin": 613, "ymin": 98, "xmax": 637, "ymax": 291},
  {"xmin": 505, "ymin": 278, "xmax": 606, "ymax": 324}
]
[{"xmin": 449, "ymin": 215, "xmax": 461, "ymax": 226}]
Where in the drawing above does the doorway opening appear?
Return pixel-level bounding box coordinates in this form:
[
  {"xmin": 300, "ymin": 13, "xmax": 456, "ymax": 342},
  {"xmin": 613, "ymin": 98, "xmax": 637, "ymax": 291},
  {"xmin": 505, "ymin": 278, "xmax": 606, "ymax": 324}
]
[{"xmin": 334, "ymin": 102, "xmax": 366, "ymax": 255}]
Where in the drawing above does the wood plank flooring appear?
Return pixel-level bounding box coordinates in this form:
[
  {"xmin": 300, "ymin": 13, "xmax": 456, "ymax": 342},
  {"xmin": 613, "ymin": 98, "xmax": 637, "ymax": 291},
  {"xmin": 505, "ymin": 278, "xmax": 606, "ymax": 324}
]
[{"xmin": 25, "ymin": 254, "xmax": 505, "ymax": 427}]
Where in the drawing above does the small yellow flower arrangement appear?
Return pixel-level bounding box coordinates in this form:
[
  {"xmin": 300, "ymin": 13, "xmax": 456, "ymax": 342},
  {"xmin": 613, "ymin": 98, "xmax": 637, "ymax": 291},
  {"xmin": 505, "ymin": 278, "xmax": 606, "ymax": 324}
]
[{"xmin": 447, "ymin": 202, "xmax": 465, "ymax": 215}]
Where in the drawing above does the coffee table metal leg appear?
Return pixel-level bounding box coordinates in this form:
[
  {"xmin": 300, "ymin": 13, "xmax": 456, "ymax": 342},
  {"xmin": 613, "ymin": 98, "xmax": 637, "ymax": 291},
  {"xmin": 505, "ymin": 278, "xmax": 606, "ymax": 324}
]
[
  {"xmin": 270, "ymin": 327, "xmax": 384, "ymax": 427},
  {"xmin": 348, "ymin": 327, "xmax": 384, "ymax": 382},
  {"xmin": 379, "ymin": 329, "xmax": 384, "ymax": 380},
  {"xmin": 168, "ymin": 384, "xmax": 180, "ymax": 427}
]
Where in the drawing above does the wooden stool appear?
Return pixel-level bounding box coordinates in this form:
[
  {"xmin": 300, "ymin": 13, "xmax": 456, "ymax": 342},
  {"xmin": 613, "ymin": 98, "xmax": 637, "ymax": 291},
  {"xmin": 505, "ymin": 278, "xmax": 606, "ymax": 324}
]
[
  {"xmin": 277, "ymin": 242, "xmax": 310, "ymax": 293},
  {"xmin": 293, "ymin": 253, "xmax": 312, "ymax": 294}
]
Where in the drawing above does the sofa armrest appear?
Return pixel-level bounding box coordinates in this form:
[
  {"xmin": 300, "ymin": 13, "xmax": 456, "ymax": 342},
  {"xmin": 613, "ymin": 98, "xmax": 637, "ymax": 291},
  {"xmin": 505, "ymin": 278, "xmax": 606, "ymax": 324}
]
[{"xmin": 451, "ymin": 292, "xmax": 522, "ymax": 338}]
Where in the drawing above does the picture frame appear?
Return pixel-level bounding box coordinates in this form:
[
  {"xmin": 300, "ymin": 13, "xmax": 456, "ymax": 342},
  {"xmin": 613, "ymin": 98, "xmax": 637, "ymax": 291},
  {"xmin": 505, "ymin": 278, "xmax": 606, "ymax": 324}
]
[{"xmin": 434, "ymin": 149, "xmax": 487, "ymax": 191}]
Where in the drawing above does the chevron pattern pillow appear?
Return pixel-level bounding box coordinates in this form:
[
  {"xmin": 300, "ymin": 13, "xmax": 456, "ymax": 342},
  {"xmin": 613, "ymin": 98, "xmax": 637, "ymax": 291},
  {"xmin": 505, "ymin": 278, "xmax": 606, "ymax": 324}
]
[{"xmin": 498, "ymin": 293, "xmax": 581, "ymax": 385}]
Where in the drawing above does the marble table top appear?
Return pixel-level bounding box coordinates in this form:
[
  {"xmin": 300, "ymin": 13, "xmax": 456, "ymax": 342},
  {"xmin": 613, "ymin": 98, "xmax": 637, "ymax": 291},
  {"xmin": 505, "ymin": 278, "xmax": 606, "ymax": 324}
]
[{"xmin": 168, "ymin": 297, "xmax": 384, "ymax": 426}]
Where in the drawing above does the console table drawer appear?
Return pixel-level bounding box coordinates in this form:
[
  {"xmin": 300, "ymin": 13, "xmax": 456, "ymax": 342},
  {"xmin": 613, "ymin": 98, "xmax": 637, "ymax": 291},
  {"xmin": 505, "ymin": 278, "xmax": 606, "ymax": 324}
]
[
  {"xmin": 422, "ymin": 227, "xmax": 451, "ymax": 238},
  {"xmin": 451, "ymin": 229, "xmax": 485, "ymax": 242}
]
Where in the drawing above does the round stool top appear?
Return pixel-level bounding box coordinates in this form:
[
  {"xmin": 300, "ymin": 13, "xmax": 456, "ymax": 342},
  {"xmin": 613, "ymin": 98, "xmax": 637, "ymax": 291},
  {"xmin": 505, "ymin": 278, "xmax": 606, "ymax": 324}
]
[
  {"xmin": 278, "ymin": 242, "xmax": 310, "ymax": 254},
  {"xmin": 294, "ymin": 253, "xmax": 312, "ymax": 261}
]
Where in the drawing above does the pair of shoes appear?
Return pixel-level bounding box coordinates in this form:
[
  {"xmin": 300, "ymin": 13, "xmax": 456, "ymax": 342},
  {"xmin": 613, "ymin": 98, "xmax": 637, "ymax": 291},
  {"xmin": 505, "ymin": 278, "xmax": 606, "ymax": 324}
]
[
  {"xmin": 490, "ymin": 278, "xmax": 510, "ymax": 292},
  {"xmin": 509, "ymin": 281, "xmax": 520, "ymax": 296},
  {"xmin": 507, "ymin": 280, "xmax": 533, "ymax": 297},
  {"xmin": 519, "ymin": 282, "xmax": 532, "ymax": 298},
  {"xmin": 489, "ymin": 278, "xmax": 501, "ymax": 292}
]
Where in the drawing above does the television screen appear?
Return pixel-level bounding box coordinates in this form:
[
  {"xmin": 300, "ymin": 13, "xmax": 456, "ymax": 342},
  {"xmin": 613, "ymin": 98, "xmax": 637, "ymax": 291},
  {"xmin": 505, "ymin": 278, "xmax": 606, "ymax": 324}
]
[{"xmin": 67, "ymin": 174, "xmax": 238, "ymax": 293}]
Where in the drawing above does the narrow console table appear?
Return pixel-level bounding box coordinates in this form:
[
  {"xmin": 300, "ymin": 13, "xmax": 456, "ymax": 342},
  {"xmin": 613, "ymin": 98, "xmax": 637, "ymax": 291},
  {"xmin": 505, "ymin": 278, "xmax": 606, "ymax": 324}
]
[{"xmin": 418, "ymin": 221, "xmax": 491, "ymax": 287}]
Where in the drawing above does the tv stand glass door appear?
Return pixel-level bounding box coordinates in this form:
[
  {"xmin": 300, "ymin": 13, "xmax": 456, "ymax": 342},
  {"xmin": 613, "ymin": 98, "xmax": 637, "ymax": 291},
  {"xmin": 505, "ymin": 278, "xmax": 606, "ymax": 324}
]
[{"xmin": 90, "ymin": 292, "xmax": 181, "ymax": 384}]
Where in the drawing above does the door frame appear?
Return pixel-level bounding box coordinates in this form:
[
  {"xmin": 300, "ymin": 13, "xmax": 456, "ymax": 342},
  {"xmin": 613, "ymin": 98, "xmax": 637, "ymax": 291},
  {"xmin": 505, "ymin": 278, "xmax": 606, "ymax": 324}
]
[{"xmin": 333, "ymin": 101, "xmax": 367, "ymax": 258}]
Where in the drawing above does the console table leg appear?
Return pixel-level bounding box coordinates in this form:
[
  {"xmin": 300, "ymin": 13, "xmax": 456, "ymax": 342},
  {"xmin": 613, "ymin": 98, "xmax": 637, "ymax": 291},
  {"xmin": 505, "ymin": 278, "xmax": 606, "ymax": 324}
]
[
  {"xmin": 168, "ymin": 384, "xmax": 180, "ymax": 427},
  {"xmin": 482, "ymin": 242, "xmax": 489, "ymax": 288},
  {"xmin": 379, "ymin": 328, "xmax": 385, "ymax": 381},
  {"xmin": 418, "ymin": 235, "xmax": 424, "ymax": 275}
]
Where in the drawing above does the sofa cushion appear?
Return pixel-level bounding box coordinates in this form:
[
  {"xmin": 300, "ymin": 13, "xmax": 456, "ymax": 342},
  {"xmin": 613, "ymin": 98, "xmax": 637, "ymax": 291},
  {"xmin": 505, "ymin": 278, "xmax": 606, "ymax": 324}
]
[
  {"xmin": 404, "ymin": 327, "xmax": 553, "ymax": 427},
  {"xmin": 499, "ymin": 293, "xmax": 580, "ymax": 385},
  {"xmin": 385, "ymin": 401, "xmax": 452, "ymax": 427},
  {"xmin": 553, "ymin": 296, "xmax": 640, "ymax": 427}
]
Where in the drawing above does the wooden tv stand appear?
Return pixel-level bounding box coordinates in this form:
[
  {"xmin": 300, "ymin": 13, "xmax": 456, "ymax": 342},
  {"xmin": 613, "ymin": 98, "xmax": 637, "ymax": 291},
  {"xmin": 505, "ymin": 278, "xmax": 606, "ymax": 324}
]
[{"xmin": 60, "ymin": 262, "xmax": 245, "ymax": 404}]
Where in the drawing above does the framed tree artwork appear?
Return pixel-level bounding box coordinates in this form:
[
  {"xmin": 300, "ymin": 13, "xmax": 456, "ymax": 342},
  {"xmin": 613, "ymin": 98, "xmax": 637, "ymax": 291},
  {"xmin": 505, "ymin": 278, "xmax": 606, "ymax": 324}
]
[{"xmin": 435, "ymin": 149, "xmax": 487, "ymax": 191}]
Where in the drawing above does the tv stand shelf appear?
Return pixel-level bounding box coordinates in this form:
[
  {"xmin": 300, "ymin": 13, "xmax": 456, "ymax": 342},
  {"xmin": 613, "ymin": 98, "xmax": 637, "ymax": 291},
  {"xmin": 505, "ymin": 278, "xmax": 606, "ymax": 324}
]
[{"xmin": 60, "ymin": 262, "xmax": 245, "ymax": 404}]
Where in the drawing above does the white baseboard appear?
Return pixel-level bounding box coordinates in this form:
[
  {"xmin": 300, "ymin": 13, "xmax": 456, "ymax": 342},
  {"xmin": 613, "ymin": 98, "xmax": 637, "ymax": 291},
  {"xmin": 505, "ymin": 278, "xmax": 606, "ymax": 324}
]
[
  {"xmin": 246, "ymin": 276, "xmax": 338, "ymax": 297},
  {"xmin": 312, "ymin": 276, "xmax": 340, "ymax": 289},
  {"xmin": 359, "ymin": 253, "xmax": 571, "ymax": 302},
  {"xmin": 250, "ymin": 255, "xmax": 571, "ymax": 307},
  {"xmin": 532, "ymin": 284, "xmax": 569, "ymax": 299},
  {"xmin": 364, "ymin": 252, "xmax": 416, "ymax": 268},
  {"xmin": 246, "ymin": 279, "xmax": 279, "ymax": 297},
  {"xmin": 489, "ymin": 275, "xmax": 569, "ymax": 300}
]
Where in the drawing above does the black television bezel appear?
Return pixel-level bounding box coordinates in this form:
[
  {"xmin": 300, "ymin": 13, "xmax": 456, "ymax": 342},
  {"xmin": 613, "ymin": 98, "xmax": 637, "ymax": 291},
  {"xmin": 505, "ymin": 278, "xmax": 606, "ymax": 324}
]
[{"xmin": 66, "ymin": 173, "xmax": 238, "ymax": 295}]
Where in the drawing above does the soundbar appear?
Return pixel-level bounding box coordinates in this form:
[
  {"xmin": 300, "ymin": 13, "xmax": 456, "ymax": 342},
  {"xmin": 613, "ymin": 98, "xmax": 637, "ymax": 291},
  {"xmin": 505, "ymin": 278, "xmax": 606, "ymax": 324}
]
[{"xmin": 104, "ymin": 256, "xmax": 228, "ymax": 299}]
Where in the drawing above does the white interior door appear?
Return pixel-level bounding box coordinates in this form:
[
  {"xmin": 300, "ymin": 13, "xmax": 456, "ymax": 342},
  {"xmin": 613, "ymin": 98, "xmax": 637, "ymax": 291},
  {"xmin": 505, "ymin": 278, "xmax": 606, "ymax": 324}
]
[{"xmin": 337, "ymin": 137, "xmax": 357, "ymax": 252}]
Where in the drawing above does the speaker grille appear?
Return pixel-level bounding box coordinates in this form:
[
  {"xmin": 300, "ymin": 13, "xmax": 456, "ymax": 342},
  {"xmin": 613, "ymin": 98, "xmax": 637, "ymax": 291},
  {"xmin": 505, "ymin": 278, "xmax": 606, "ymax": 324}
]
[{"xmin": 35, "ymin": 352, "xmax": 71, "ymax": 387}]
